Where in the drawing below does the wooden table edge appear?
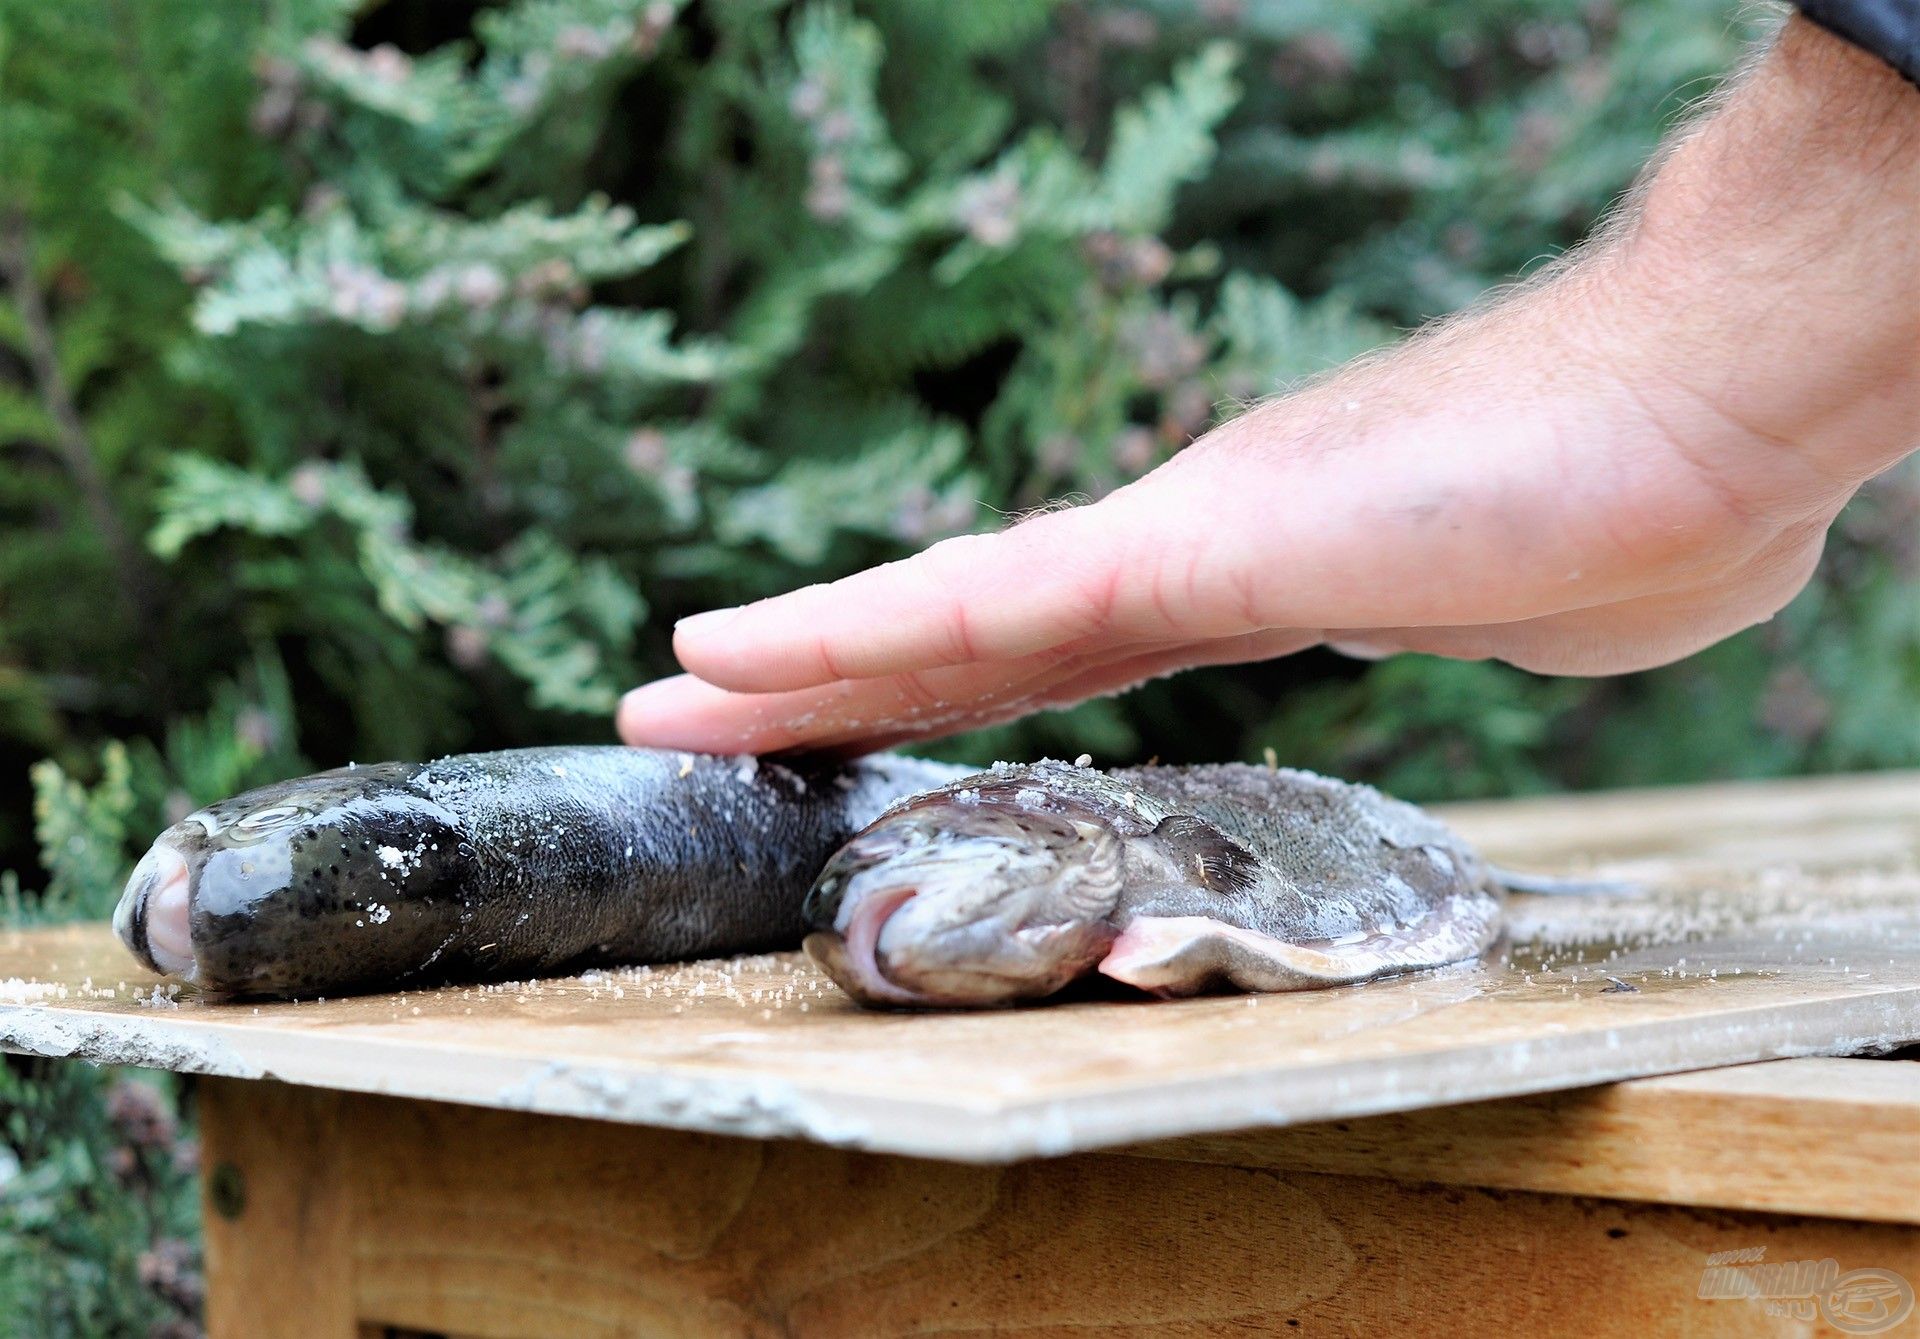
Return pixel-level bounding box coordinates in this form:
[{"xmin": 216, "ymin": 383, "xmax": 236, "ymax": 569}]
[{"xmin": 1123, "ymin": 1054, "xmax": 1920, "ymax": 1224}]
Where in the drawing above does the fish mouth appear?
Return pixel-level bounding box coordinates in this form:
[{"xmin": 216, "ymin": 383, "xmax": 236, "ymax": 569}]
[
  {"xmin": 804, "ymin": 805, "xmax": 1128, "ymax": 1009},
  {"xmin": 804, "ymin": 883, "xmax": 1102, "ymax": 1009},
  {"xmin": 803, "ymin": 884, "xmax": 929, "ymax": 1007},
  {"xmin": 114, "ymin": 843, "xmax": 196, "ymax": 980}
]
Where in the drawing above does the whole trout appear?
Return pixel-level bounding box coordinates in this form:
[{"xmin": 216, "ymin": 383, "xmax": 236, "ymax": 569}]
[
  {"xmin": 804, "ymin": 759, "xmax": 1520, "ymax": 1008},
  {"xmin": 115, "ymin": 746, "xmax": 964, "ymax": 998}
]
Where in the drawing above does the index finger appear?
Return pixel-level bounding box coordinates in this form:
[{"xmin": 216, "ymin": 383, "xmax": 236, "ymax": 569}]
[{"xmin": 671, "ymin": 499, "xmax": 1147, "ymax": 693}]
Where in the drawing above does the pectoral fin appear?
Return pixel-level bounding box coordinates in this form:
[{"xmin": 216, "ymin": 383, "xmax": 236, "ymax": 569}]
[
  {"xmin": 1097, "ymin": 893, "xmax": 1502, "ymax": 998},
  {"xmin": 1147, "ymin": 814, "xmax": 1262, "ymax": 895}
]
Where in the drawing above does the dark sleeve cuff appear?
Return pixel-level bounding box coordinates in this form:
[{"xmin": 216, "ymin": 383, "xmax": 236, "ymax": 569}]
[{"xmin": 1795, "ymin": 0, "xmax": 1920, "ymax": 85}]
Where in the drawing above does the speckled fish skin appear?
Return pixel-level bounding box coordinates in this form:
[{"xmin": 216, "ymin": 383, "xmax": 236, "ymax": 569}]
[
  {"xmin": 115, "ymin": 746, "xmax": 966, "ymax": 999},
  {"xmin": 803, "ymin": 760, "xmax": 1506, "ymax": 1008}
]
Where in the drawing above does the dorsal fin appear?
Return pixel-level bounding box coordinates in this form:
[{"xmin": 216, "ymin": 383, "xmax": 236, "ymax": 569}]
[{"xmin": 1149, "ymin": 814, "xmax": 1262, "ymax": 895}]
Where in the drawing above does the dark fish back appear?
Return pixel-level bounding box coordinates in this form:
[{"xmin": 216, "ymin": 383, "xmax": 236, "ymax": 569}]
[
  {"xmin": 192, "ymin": 746, "xmax": 963, "ymax": 997},
  {"xmin": 1108, "ymin": 762, "xmax": 1494, "ymax": 941},
  {"xmin": 886, "ymin": 760, "xmax": 1494, "ymax": 946},
  {"xmin": 418, "ymin": 748, "xmax": 957, "ymax": 966}
]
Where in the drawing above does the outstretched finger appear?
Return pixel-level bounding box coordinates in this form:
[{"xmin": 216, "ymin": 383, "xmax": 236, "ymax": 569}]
[
  {"xmin": 617, "ymin": 650, "xmax": 1087, "ymax": 756},
  {"xmin": 669, "ymin": 507, "xmax": 1111, "ymax": 694},
  {"xmin": 619, "ymin": 625, "xmax": 1323, "ymax": 757},
  {"xmin": 669, "ymin": 479, "xmax": 1262, "ymax": 695}
]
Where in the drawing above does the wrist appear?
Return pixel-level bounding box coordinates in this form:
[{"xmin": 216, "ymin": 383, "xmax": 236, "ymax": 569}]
[
  {"xmin": 1608, "ymin": 15, "xmax": 1920, "ymax": 493},
  {"xmin": 1795, "ymin": 0, "xmax": 1920, "ymax": 88}
]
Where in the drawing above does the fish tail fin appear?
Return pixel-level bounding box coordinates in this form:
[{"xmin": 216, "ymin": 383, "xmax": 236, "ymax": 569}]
[{"xmin": 1490, "ymin": 865, "xmax": 1642, "ymax": 897}]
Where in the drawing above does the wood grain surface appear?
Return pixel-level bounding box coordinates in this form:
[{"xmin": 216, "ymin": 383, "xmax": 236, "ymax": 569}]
[
  {"xmin": 5, "ymin": 769, "xmax": 1920, "ymax": 1160},
  {"xmin": 200, "ymin": 1079, "xmax": 1920, "ymax": 1339},
  {"xmin": 1136, "ymin": 1055, "xmax": 1920, "ymax": 1224}
]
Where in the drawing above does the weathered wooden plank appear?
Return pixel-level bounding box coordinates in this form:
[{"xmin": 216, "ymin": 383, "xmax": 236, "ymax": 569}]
[
  {"xmin": 1441, "ymin": 768, "xmax": 1920, "ymax": 873},
  {"xmin": 1130, "ymin": 1056, "xmax": 1920, "ymax": 1224},
  {"xmin": 199, "ymin": 1080, "xmax": 359, "ymax": 1339},
  {"xmin": 202, "ymin": 1080, "xmax": 1920, "ymax": 1339},
  {"xmin": 5, "ymin": 770, "xmax": 1920, "ymax": 1161}
]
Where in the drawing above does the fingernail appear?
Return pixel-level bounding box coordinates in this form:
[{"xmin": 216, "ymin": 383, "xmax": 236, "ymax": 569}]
[
  {"xmin": 1329, "ymin": 639, "xmax": 1396, "ymax": 661},
  {"xmin": 616, "ymin": 686, "xmax": 651, "ymax": 723},
  {"xmin": 675, "ymin": 607, "xmax": 742, "ymax": 637},
  {"xmin": 617, "ymin": 678, "xmax": 693, "ymax": 739}
]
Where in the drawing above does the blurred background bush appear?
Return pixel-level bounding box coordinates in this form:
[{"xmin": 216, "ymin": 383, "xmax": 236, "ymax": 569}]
[{"xmin": 2, "ymin": 0, "xmax": 1915, "ymax": 1332}]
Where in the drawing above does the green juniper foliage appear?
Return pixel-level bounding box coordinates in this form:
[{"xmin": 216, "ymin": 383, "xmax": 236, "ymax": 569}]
[{"xmin": 3, "ymin": 0, "xmax": 1917, "ymax": 1333}]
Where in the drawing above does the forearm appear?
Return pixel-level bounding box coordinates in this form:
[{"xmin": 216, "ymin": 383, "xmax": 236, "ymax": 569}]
[{"xmin": 1608, "ymin": 14, "xmax": 1920, "ymax": 494}]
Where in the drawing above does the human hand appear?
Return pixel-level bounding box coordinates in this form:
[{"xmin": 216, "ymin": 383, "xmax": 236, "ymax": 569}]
[{"xmin": 620, "ymin": 17, "xmax": 1919, "ymax": 756}]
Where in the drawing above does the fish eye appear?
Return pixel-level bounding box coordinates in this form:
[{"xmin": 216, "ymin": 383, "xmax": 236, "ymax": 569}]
[{"xmin": 235, "ymin": 804, "xmax": 308, "ymax": 834}]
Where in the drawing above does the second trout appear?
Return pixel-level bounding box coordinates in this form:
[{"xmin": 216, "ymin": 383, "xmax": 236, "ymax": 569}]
[{"xmin": 804, "ymin": 759, "xmax": 1515, "ymax": 1007}]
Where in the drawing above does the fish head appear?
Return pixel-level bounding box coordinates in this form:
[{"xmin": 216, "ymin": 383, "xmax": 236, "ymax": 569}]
[
  {"xmin": 114, "ymin": 764, "xmax": 462, "ymax": 993},
  {"xmin": 802, "ymin": 795, "xmax": 1126, "ymax": 1007}
]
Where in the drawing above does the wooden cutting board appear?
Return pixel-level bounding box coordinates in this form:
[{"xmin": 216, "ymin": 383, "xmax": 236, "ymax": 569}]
[{"xmin": 4, "ymin": 770, "xmax": 1919, "ymax": 1162}]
